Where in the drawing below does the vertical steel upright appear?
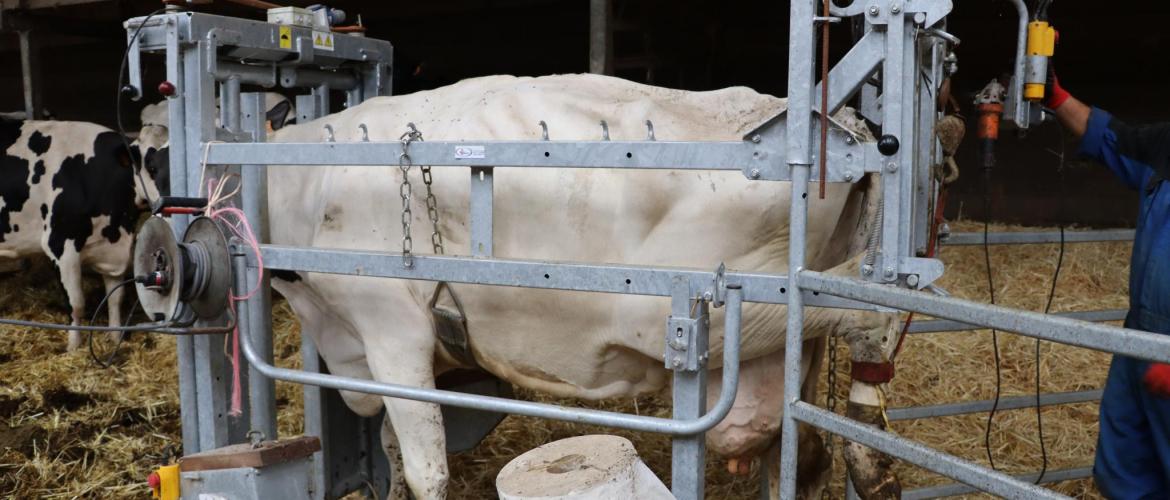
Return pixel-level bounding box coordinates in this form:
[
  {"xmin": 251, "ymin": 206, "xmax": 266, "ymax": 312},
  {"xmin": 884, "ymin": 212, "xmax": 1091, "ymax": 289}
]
[
  {"xmin": 670, "ymin": 278, "xmax": 709, "ymax": 500},
  {"xmin": 780, "ymin": 0, "xmax": 816, "ymax": 498}
]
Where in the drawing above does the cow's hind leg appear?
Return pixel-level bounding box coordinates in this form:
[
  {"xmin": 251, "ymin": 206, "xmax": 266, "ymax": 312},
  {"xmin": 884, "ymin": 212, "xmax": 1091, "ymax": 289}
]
[
  {"xmin": 361, "ymin": 309, "xmax": 448, "ymax": 500},
  {"xmin": 100, "ymin": 274, "xmax": 126, "ymax": 345},
  {"xmin": 56, "ymin": 255, "xmax": 86, "ymax": 351}
]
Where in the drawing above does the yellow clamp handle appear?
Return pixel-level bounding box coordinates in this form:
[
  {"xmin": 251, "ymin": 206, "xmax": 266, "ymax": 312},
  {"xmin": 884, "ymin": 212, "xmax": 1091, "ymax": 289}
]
[{"xmin": 150, "ymin": 464, "xmax": 180, "ymax": 500}]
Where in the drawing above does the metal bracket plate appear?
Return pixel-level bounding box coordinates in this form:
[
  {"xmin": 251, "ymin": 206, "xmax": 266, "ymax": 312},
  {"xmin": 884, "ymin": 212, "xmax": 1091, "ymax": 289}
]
[
  {"xmin": 665, "ymin": 313, "xmax": 710, "ymax": 372},
  {"xmin": 744, "ymin": 111, "xmax": 870, "ymax": 182}
]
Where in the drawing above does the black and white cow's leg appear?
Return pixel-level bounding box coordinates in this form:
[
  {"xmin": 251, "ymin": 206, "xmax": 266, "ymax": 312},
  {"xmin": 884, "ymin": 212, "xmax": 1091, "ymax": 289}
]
[
  {"xmin": 362, "ymin": 308, "xmax": 449, "ymax": 500},
  {"xmin": 379, "ymin": 412, "xmax": 409, "ymax": 500},
  {"xmin": 56, "ymin": 255, "xmax": 87, "ymax": 351},
  {"xmin": 101, "ymin": 274, "xmax": 126, "ymax": 345},
  {"xmin": 841, "ymin": 314, "xmax": 902, "ymax": 500}
]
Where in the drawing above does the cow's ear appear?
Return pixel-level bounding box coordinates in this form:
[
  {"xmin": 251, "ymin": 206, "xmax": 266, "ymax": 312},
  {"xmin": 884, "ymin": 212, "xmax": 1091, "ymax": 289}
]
[
  {"xmin": 266, "ymin": 100, "xmax": 293, "ymax": 130},
  {"xmin": 117, "ymin": 144, "xmax": 141, "ymax": 169}
]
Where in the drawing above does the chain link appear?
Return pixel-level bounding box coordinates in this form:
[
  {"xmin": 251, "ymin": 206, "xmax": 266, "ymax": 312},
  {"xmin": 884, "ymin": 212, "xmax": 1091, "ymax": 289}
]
[
  {"xmin": 823, "ymin": 331, "xmax": 839, "ymax": 499},
  {"xmin": 398, "ymin": 124, "xmax": 446, "ymax": 268}
]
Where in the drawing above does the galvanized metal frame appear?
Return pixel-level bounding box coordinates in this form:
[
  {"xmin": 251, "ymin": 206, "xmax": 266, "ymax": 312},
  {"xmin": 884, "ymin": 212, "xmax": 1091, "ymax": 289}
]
[{"xmin": 127, "ymin": 3, "xmax": 1170, "ymax": 500}]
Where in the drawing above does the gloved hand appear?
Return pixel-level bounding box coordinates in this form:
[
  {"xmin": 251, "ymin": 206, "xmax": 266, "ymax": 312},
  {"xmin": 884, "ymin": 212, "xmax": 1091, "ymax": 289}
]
[
  {"xmin": 1046, "ymin": 72, "xmax": 1071, "ymax": 110},
  {"xmin": 1143, "ymin": 363, "xmax": 1170, "ymax": 398},
  {"xmin": 1045, "ymin": 30, "xmax": 1071, "ymax": 109}
]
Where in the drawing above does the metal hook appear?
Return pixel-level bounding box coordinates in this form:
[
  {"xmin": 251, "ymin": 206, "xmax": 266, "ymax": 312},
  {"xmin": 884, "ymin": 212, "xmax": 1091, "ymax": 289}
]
[
  {"xmin": 323, "ymin": 124, "xmax": 335, "ymax": 142},
  {"xmin": 539, "ymin": 121, "xmax": 549, "ymax": 141},
  {"xmin": 600, "ymin": 120, "xmax": 610, "ymax": 141},
  {"xmin": 358, "ymin": 123, "xmax": 369, "ymax": 142},
  {"xmin": 645, "ymin": 120, "xmax": 656, "ymax": 141}
]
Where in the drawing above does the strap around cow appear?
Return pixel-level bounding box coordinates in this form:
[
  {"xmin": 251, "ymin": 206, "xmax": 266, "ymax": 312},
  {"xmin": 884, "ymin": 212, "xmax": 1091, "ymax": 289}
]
[
  {"xmin": 429, "ymin": 281, "xmax": 479, "ymax": 368},
  {"xmin": 851, "ymin": 361, "xmax": 896, "ymax": 384}
]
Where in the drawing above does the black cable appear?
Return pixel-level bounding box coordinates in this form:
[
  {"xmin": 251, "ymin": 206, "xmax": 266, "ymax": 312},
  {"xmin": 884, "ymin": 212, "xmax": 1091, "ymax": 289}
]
[
  {"xmin": 983, "ymin": 170, "xmax": 1003, "ymax": 470},
  {"xmin": 1034, "ymin": 118, "xmax": 1068, "ymax": 484},
  {"xmin": 117, "ymin": 8, "xmax": 168, "ymax": 209},
  {"xmin": 87, "ymin": 279, "xmax": 139, "ymax": 368}
]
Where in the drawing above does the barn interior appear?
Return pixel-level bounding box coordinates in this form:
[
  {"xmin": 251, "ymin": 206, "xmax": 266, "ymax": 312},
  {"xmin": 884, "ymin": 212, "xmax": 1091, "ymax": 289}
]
[{"xmin": 0, "ymin": 0, "xmax": 1158, "ymax": 498}]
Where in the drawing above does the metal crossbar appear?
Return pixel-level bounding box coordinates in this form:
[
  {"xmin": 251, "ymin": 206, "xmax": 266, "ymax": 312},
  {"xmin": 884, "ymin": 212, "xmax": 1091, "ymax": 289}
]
[{"xmin": 944, "ymin": 229, "xmax": 1134, "ymax": 246}]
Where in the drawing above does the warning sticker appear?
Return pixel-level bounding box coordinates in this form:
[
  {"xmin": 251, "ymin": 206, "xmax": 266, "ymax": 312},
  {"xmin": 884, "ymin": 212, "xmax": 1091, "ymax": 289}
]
[
  {"xmin": 454, "ymin": 146, "xmax": 485, "ymax": 160},
  {"xmin": 312, "ymin": 31, "xmax": 335, "ymax": 51},
  {"xmin": 278, "ymin": 26, "xmax": 292, "ymax": 49}
]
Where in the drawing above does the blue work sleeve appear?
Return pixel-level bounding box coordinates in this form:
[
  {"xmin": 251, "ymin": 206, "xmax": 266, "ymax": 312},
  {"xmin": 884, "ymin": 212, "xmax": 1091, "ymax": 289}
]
[{"xmin": 1078, "ymin": 107, "xmax": 1170, "ymax": 190}]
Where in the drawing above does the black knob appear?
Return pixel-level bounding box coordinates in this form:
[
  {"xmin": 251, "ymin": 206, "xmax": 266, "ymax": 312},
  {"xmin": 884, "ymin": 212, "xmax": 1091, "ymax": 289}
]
[{"xmin": 877, "ymin": 135, "xmax": 900, "ymax": 156}]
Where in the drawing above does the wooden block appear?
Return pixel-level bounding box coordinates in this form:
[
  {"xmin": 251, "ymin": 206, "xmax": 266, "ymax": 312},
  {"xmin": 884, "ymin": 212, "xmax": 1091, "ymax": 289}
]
[{"xmin": 180, "ymin": 436, "xmax": 321, "ymax": 472}]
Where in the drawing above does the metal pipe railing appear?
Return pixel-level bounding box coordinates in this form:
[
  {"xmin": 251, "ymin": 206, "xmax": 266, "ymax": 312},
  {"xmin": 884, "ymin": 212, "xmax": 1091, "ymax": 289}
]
[
  {"xmin": 800, "ymin": 271, "xmax": 1170, "ymax": 364},
  {"xmin": 908, "ymin": 309, "xmax": 1127, "ymax": 334},
  {"xmin": 887, "ymin": 389, "xmax": 1103, "ymax": 421},
  {"xmin": 234, "ymin": 254, "xmax": 745, "ymax": 436},
  {"xmin": 789, "ymin": 402, "xmax": 1064, "ymax": 499},
  {"xmin": 903, "ymin": 466, "xmax": 1092, "ymax": 499},
  {"xmin": 944, "ymin": 229, "xmax": 1134, "ymax": 246}
]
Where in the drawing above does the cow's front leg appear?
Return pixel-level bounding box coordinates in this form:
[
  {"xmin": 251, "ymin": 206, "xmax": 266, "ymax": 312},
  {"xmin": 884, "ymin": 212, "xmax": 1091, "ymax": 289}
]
[
  {"xmin": 842, "ymin": 315, "xmax": 901, "ymax": 500},
  {"xmin": 363, "ymin": 312, "xmax": 449, "ymax": 500},
  {"xmin": 101, "ymin": 274, "xmax": 126, "ymax": 345},
  {"xmin": 56, "ymin": 256, "xmax": 86, "ymax": 351}
]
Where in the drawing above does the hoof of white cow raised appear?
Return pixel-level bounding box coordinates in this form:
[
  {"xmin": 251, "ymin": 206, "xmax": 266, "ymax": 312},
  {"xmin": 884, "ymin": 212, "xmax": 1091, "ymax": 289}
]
[{"xmin": 496, "ymin": 435, "xmax": 672, "ymax": 500}]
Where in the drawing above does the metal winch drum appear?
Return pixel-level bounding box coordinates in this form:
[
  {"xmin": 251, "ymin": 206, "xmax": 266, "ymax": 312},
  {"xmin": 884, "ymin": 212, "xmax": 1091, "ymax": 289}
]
[{"xmin": 134, "ymin": 216, "xmax": 233, "ymax": 324}]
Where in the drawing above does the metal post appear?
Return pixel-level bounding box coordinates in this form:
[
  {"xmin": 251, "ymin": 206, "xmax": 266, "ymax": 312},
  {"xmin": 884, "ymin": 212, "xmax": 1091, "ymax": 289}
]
[
  {"xmin": 670, "ymin": 277, "xmax": 709, "ymax": 500},
  {"xmin": 241, "ymin": 92, "xmax": 277, "ymax": 441},
  {"xmin": 781, "ymin": 0, "xmax": 816, "ymax": 497},
  {"xmin": 588, "ymin": 0, "xmax": 611, "ymax": 75},
  {"xmin": 470, "ymin": 167, "xmax": 494, "ymax": 256},
  {"xmin": 186, "ymin": 39, "xmax": 245, "ymax": 451},
  {"xmin": 314, "ymin": 84, "xmax": 330, "ymax": 117},
  {"xmin": 18, "ymin": 30, "xmax": 41, "ymax": 120},
  {"xmin": 223, "ymin": 77, "xmax": 242, "ymax": 133},
  {"xmin": 165, "ymin": 19, "xmax": 201, "ymax": 454},
  {"xmin": 877, "ymin": 8, "xmax": 905, "ymax": 284}
]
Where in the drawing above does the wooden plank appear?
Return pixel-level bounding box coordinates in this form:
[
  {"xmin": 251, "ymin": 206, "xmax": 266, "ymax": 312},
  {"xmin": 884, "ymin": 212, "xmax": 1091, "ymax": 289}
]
[{"xmin": 180, "ymin": 436, "xmax": 321, "ymax": 472}]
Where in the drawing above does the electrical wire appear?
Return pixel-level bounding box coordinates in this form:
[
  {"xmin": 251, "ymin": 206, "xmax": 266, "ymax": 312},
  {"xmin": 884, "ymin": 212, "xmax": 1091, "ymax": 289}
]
[
  {"xmin": 1034, "ymin": 118, "xmax": 1068, "ymax": 484},
  {"xmin": 87, "ymin": 278, "xmax": 136, "ymax": 368},
  {"xmin": 982, "ymin": 160, "xmax": 1003, "ymax": 470},
  {"xmin": 117, "ymin": 8, "xmax": 168, "ymax": 210}
]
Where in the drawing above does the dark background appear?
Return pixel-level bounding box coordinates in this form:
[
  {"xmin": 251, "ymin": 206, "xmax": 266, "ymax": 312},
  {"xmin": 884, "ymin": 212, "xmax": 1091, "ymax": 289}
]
[{"xmin": 1, "ymin": 0, "xmax": 1164, "ymax": 227}]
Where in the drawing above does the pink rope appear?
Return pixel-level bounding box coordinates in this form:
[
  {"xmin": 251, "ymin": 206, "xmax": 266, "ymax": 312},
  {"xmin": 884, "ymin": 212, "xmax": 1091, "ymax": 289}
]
[{"xmin": 205, "ymin": 177, "xmax": 265, "ymax": 417}]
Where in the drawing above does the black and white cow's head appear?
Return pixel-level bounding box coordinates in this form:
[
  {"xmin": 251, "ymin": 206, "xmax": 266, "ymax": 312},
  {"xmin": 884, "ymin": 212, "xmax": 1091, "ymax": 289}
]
[{"xmin": 133, "ymin": 95, "xmax": 294, "ymax": 201}]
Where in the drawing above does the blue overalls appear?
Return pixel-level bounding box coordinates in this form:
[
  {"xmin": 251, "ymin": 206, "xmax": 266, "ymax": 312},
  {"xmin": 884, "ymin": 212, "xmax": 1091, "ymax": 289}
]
[{"xmin": 1079, "ymin": 107, "xmax": 1170, "ymax": 498}]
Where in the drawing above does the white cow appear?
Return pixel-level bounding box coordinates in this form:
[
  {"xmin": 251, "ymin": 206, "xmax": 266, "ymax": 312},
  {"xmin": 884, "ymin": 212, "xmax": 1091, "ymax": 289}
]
[{"xmin": 264, "ymin": 74, "xmax": 899, "ymax": 499}]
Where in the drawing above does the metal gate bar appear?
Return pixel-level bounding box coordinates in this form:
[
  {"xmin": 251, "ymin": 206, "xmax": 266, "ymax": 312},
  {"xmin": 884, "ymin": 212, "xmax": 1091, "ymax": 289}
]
[
  {"xmin": 800, "ymin": 271, "xmax": 1170, "ymax": 365},
  {"xmin": 887, "ymin": 389, "xmax": 1103, "ymax": 421},
  {"xmin": 945, "ymin": 229, "xmax": 1134, "ymax": 246},
  {"xmin": 908, "ymin": 309, "xmax": 1127, "ymax": 334},
  {"xmin": 790, "ymin": 402, "xmax": 1063, "ymax": 499},
  {"xmin": 230, "ymin": 259, "xmax": 746, "ymax": 436},
  {"xmin": 904, "ymin": 467, "xmax": 1093, "ymax": 500}
]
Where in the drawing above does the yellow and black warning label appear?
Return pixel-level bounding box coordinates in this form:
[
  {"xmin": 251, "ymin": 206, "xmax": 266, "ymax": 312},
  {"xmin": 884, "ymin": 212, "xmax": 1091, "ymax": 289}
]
[
  {"xmin": 312, "ymin": 31, "xmax": 334, "ymax": 51},
  {"xmin": 279, "ymin": 26, "xmax": 292, "ymax": 49}
]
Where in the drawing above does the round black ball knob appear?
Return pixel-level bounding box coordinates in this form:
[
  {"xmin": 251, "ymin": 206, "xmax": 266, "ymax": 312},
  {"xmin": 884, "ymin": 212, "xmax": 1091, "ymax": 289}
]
[{"xmin": 877, "ymin": 135, "xmax": 900, "ymax": 156}]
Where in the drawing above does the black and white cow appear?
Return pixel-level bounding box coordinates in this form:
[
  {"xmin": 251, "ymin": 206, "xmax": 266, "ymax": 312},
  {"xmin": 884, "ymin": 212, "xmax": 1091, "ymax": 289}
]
[{"xmin": 0, "ymin": 117, "xmax": 162, "ymax": 350}]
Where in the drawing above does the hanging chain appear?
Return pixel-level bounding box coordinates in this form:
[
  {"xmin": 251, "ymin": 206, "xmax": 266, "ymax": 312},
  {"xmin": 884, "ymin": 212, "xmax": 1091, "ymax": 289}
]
[
  {"xmin": 398, "ymin": 123, "xmax": 446, "ymax": 268},
  {"xmin": 824, "ymin": 331, "xmax": 840, "ymax": 499},
  {"xmin": 398, "ymin": 125, "xmax": 419, "ymax": 268}
]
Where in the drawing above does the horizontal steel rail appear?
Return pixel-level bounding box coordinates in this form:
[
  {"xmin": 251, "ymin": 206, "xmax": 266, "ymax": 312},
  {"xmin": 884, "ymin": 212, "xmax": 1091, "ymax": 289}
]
[
  {"xmin": 788, "ymin": 402, "xmax": 1064, "ymax": 499},
  {"xmin": 257, "ymin": 245, "xmax": 879, "ymax": 310},
  {"xmin": 908, "ymin": 309, "xmax": 1127, "ymax": 334},
  {"xmin": 944, "ymin": 229, "xmax": 1134, "ymax": 246},
  {"xmin": 237, "ymin": 253, "xmax": 744, "ymax": 436},
  {"xmin": 201, "ymin": 140, "xmax": 868, "ymax": 182},
  {"xmin": 800, "ymin": 271, "xmax": 1170, "ymax": 364},
  {"xmin": 887, "ymin": 389, "xmax": 1103, "ymax": 421},
  {"xmin": 904, "ymin": 466, "xmax": 1092, "ymax": 499}
]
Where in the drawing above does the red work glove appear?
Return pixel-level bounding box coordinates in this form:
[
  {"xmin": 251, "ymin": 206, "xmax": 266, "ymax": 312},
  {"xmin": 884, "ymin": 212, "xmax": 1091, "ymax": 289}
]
[
  {"xmin": 1046, "ymin": 72, "xmax": 1071, "ymax": 110},
  {"xmin": 1143, "ymin": 363, "xmax": 1170, "ymax": 398}
]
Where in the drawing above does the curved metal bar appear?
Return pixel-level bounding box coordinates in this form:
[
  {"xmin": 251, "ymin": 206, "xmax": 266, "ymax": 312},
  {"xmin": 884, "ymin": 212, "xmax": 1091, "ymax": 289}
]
[
  {"xmin": 237, "ymin": 278, "xmax": 743, "ymax": 436},
  {"xmin": 1005, "ymin": 0, "xmax": 1029, "ymax": 126}
]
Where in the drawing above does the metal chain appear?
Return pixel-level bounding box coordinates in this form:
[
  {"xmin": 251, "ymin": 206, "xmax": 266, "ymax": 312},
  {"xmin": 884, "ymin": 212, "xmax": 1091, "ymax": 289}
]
[
  {"xmin": 824, "ymin": 331, "xmax": 839, "ymax": 499},
  {"xmin": 398, "ymin": 125, "xmax": 419, "ymax": 268},
  {"xmin": 398, "ymin": 123, "xmax": 447, "ymax": 268}
]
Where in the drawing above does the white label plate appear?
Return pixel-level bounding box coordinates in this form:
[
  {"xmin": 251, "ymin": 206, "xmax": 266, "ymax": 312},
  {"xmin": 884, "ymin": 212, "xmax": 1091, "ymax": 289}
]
[{"xmin": 454, "ymin": 146, "xmax": 485, "ymax": 159}]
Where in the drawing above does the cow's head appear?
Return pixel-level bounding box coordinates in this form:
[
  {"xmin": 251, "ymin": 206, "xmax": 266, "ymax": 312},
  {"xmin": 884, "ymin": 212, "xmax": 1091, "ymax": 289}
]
[{"xmin": 130, "ymin": 124, "xmax": 171, "ymax": 205}]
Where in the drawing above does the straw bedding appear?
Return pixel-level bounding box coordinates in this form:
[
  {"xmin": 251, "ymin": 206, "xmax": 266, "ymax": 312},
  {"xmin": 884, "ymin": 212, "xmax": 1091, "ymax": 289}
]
[{"xmin": 0, "ymin": 221, "xmax": 1126, "ymax": 498}]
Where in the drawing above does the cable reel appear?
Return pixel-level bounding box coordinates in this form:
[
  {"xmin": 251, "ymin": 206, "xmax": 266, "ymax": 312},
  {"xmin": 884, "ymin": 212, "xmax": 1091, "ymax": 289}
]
[{"xmin": 134, "ymin": 216, "xmax": 232, "ymax": 324}]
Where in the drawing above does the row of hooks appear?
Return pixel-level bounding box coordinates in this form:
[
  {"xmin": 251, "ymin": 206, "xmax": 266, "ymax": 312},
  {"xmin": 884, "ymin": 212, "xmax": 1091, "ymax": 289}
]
[{"xmin": 322, "ymin": 120, "xmax": 659, "ymax": 143}]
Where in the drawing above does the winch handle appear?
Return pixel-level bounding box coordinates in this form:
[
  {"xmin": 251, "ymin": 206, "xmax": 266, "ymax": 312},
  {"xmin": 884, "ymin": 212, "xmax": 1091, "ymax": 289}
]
[{"xmin": 152, "ymin": 196, "xmax": 209, "ymax": 216}]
